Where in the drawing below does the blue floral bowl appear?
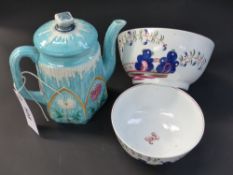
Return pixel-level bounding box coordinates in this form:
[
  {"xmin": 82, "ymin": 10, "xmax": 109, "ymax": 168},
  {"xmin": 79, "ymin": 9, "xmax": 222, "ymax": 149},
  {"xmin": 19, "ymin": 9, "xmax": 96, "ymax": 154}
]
[{"xmin": 118, "ymin": 28, "xmax": 214, "ymax": 90}]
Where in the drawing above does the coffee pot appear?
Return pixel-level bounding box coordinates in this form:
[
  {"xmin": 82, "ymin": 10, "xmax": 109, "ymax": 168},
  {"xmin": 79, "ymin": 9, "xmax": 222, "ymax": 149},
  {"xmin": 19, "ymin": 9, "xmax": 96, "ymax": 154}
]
[{"xmin": 9, "ymin": 12, "xmax": 126, "ymax": 124}]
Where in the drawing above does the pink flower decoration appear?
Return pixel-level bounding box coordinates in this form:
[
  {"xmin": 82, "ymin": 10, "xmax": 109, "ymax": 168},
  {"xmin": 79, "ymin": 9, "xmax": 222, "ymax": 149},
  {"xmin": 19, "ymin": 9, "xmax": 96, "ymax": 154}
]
[
  {"xmin": 144, "ymin": 132, "xmax": 160, "ymax": 145},
  {"xmin": 91, "ymin": 83, "xmax": 102, "ymax": 101}
]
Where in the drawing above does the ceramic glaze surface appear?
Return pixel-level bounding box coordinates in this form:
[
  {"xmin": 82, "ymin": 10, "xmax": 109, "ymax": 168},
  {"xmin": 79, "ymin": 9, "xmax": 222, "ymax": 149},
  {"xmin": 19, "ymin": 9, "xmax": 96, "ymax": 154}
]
[
  {"xmin": 36, "ymin": 48, "xmax": 107, "ymax": 123},
  {"xmin": 118, "ymin": 28, "xmax": 215, "ymax": 90},
  {"xmin": 111, "ymin": 84, "xmax": 205, "ymax": 165},
  {"xmin": 9, "ymin": 12, "xmax": 126, "ymax": 124},
  {"xmin": 33, "ymin": 16, "xmax": 98, "ymax": 57}
]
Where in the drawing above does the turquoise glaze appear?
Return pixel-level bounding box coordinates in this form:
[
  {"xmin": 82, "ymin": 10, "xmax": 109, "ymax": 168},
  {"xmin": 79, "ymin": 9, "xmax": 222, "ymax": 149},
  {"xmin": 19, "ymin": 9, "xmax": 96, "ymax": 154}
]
[{"xmin": 9, "ymin": 12, "xmax": 126, "ymax": 124}]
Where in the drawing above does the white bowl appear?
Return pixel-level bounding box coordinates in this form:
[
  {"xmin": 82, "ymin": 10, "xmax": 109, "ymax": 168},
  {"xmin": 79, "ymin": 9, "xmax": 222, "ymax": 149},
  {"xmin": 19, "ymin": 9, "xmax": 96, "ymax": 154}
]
[
  {"xmin": 111, "ymin": 84, "xmax": 205, "ymax": 165},
  {"xmin": 118, "ymin": 28, "xmax": 215, "ymax": 90}
]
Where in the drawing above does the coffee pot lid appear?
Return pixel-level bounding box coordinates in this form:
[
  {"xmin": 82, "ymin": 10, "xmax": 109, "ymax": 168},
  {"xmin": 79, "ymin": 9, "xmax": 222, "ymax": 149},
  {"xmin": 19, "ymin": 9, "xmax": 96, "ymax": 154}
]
[{"xmin": 33, "ymin": 12, "xmax": 98, "ymax": 57}]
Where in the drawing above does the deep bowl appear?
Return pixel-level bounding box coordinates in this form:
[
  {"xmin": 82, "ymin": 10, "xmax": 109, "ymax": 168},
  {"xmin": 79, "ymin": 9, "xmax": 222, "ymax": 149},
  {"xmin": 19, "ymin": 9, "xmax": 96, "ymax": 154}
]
[
  {"xmin": 118, "ymin": 28, "xmax": 215, "ymax": 90},
  {"xmin": 111, "ymin": 84, "xmax": 205, "ymax": 165}
]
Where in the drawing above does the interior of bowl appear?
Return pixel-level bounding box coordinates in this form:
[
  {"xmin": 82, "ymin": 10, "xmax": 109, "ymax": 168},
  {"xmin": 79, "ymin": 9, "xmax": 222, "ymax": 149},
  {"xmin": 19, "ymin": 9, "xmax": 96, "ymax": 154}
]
[{"xmin": 111, "ymin": 84, "xmax": 205, "ymax": 158}]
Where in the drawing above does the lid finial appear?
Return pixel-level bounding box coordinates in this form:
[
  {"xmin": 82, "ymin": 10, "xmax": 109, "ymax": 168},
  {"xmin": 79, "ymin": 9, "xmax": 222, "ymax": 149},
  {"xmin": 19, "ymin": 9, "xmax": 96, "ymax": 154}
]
[{"xmin": 55, "ymin": 12, "xmax": 75, "ymax": 32}]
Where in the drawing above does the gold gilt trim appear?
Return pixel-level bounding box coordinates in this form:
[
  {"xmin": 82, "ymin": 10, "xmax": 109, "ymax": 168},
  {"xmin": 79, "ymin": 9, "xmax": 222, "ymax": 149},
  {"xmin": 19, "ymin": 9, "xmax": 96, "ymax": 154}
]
[
  {"xmin": 85, "ymin": 76, "xmax": 107, "ymax": 105},
  {"xmin": 47, "ymin": 76, "xmax": 107, "ymax": 119},
  {"xmin": 47, "ymin": 87, "xmax": 86, "ymax": 117}
]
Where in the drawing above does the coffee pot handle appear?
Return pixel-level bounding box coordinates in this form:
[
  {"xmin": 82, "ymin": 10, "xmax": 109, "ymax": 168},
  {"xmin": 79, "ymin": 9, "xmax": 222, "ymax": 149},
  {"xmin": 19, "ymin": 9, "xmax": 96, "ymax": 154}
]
[{"xmin": 9, "ymin": 46, "xmax": 45, "ymax": 104}]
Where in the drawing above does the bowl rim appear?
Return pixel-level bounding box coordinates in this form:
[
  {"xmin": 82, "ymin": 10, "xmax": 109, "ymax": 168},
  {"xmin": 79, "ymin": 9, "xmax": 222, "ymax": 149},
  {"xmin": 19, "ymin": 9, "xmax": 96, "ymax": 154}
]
[
  {"xmin": 111, "ymin": 84, "xmax": 205, "ymax": 159},
  {"xmin": 118, "ymin": 27, "xmax": 215, "ymax": 48}
]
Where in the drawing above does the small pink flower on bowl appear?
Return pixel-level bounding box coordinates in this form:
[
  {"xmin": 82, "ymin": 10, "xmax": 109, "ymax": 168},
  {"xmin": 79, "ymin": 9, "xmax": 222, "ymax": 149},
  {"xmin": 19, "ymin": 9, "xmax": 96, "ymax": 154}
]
[
  {"xmin": 91, "ymin": 83, "xmax": 102, "ymax": 101},
  {"xmin": 144, "ymin": 132, "xmax": 160, "ymax": 145}
]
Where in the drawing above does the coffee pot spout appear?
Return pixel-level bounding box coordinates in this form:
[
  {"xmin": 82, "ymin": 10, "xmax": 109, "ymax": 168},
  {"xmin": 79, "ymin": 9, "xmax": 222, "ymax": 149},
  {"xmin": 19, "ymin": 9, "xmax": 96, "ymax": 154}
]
[{"xmin": 103, "ymin": 19, "xmax": 126, "ymax": 81}]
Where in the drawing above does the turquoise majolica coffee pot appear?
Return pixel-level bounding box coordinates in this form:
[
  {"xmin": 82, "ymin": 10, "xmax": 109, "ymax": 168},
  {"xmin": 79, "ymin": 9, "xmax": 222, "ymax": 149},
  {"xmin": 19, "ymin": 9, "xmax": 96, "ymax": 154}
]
[{"xmin": 9, "ymin": 12, "xmax": 126, "ymax": 124}]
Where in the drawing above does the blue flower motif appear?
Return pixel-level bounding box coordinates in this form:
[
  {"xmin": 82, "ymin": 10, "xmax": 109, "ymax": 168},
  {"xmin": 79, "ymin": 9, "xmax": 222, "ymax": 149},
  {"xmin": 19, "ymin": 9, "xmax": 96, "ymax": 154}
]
[
  {"xmin": 156, "ymin": 50, "xmax": 179, "ymax": 73},
  {"xmin": 135, "ymin": 49, "xmax": 154, "ymax": 71}
]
